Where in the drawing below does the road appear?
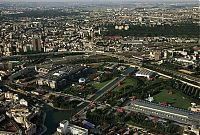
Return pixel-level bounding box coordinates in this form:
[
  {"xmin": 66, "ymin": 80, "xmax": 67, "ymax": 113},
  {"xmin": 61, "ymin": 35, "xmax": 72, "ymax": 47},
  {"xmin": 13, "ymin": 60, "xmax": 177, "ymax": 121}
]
[
  {"xmin": 101, "ymin": 52, "xmax": 200, "ymax": 88},
  {"xmin": 3, "ymin": 50, "xmax": 199, "ymax": 86},
  {"xmin": 145, "ymin": 67, "xmax": 200, "ymax": 89},
  {"xmin": 4, "ymin": 84, "xmax": 29, "ymax": 96},
  {"xmin": 73, "ymin": 77, "xmax": 125, "ymax": 117},
  {"xmin": 0, "ymin": 51, "xmax": 88, "ymax": 61},
  {"xmin": 90, "ymin": 76, "xmax": 125, "ymax": 101},
  {"xmin": 50, "ymin": 92, "xmax": 91, "ymax": 103},
  {"xmin": 145, "ymin": 64, "xmax": 200, "ymax": 84},
  {"xmin": 4, "ymin": 70, "xmax": 127, "ymax": 118},
  {"xmin": 73, "ymin": 68, "xmax": 133, "ymax": 117},
  {"xmin": 4, "ymin": 50, "xmax": 199, "ymax": 121}
]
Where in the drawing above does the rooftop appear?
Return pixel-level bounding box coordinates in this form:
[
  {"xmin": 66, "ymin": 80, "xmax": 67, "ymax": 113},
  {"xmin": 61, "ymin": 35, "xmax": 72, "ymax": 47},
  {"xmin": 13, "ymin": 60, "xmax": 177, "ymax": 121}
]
[
  {"xmin": 135, "ymin": 69, "xmax": 155, "ymax": 76},
  {"xmin": 40, "ymin": 65, "xmax": 85, "ymax": 81},
  {"xmin": 132, "ymin": 99, "xmax": 200, "ymax": 121}
]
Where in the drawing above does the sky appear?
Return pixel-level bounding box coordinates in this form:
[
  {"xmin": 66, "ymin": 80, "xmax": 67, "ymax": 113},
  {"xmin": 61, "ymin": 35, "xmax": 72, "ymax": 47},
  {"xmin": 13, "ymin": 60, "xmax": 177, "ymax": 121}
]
[{"xmin": 1, "ymin": 0, "xmax": 199, "ymax": 2}]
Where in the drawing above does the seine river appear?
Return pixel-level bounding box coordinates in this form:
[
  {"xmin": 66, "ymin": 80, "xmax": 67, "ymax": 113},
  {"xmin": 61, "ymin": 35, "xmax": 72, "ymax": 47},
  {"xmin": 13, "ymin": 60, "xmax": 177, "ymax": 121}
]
[
  {"xmin": 17, "ymin": 93, "xmax": 76, "ymax": 134},
  {"xmin": 0, "ymin": 85, "xmax": 80, "ymax": 134},
  {"xmin": 42, "ymin": 105, "xmax": 74, "ymax": 135}
]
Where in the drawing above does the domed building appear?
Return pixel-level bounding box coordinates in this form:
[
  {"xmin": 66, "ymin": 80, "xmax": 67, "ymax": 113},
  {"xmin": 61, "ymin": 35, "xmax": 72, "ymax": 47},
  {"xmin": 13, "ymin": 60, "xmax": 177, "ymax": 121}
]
[{"xmin": 79, "ymin": 78, "xmax": 86, "ymax": 84}]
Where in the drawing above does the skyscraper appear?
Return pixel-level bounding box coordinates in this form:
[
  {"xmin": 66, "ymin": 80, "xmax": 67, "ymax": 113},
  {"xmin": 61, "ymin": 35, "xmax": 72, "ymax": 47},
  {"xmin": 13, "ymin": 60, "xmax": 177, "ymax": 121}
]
[{"xmin": 32, "ymin": 36, "xmax": 42, "ymax": 52}]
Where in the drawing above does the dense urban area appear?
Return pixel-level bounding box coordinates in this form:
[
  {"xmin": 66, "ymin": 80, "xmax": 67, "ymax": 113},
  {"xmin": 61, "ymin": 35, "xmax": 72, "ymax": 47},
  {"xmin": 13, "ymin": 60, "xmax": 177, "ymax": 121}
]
[{"xmin": 0, "ymin": 1, "xmax": 200, "ymax": 135}]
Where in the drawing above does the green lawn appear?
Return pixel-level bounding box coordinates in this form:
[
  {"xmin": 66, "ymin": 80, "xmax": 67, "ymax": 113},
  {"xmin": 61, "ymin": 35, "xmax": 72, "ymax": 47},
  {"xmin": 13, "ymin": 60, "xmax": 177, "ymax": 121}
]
[
  {"xmin": 112, "ymin": 77, "xmax": 138, "ymax": 93},
  {"xmin": 93, "ymin": 80, "xmax": 111, "ymax": 90},
  {"xmin": 153, "ymin": 90, "xmax": 191, "ymax": 109}
]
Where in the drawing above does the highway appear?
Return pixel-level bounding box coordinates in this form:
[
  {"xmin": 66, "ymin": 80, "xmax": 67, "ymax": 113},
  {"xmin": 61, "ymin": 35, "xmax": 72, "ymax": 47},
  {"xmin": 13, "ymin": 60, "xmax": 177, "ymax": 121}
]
[
  {"xmin": 2, "ymin": 50, "xmax": 199, "ymax": 86},
  {"xmin": 3, "ymin": 50, "xmax": 200, "ymax": 120},
  {"xmin": 0, "ymin": 51, "xmax": 87, "ymax": 61}
]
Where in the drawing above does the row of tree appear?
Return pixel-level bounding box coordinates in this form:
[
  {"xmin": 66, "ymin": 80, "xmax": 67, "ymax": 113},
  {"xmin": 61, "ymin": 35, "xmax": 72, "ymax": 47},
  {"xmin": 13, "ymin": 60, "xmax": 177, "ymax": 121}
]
[
  {"xmin": 87, "ymin": 107, "xmax": 183, "ymax": 135},
  {"xmin": 65, "ymin": 84, "xmax": 97, "ymax": 98},
  {"xmin": 172, "ymin": 81, "xmax": 200, "ymax": 99},
  {"xmin": 49, "ymin": 95, "xmax": 80, "ymax": 109},
  {"xmin": 100, "ymin": 77, "xmax": 167, "ymax": 106},
  {"xmin": 103, "ymin": 23, "xmax": 199, "ymax": 37},
  {"xmin": 4, "ymin": 10, "xmax": 80, "ymax": 18},
  {"xmin": 125, "ymin": 112, "xmax": 183, "ymax": 135}
]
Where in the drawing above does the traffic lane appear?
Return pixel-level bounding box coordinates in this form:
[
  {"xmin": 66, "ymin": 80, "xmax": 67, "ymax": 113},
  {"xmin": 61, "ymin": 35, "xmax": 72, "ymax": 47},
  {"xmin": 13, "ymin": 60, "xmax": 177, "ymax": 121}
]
[
  {"xmin": 74, "ymin": 77, "xmax": 126, "ymax": 116},
  {"xmin": 90, "ymin": 76, "xmax": 125, "ymax": 101}
]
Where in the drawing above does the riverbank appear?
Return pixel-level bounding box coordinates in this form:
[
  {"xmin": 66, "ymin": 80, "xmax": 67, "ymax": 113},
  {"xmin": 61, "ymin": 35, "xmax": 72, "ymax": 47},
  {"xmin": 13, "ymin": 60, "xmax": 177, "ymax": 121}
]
[
  {"xmin": 47, "ymin": 103, "xmax": 76, "ymax": 111},
  {"xmin": 38, "ymin": 111, "xmax": 47, "ymax": 135}
]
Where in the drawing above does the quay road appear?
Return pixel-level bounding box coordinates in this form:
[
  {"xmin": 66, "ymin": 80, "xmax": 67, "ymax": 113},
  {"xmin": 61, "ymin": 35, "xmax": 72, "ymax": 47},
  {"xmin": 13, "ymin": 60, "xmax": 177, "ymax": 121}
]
[
  {"xmin": 50, "ymin": 92, "xmax": 91, "ymax": 103},
  {"xmin": 4, "ymin": 72, "xmax": 127, "ymax": 118},
  {"xmin": 4, "ymin": 84, "xmax": 29, "ymax": 96},
  {"xmin": 4, "ymin": 83, "xmax": 92, "ymax": 104}
]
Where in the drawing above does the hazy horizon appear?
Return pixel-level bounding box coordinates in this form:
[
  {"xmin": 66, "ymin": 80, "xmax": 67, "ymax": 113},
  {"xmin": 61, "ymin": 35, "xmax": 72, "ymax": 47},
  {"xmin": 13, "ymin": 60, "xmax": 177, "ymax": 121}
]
[{"xmin": 1, "ymin": 0, "xmax": 199, "ymax": 3}]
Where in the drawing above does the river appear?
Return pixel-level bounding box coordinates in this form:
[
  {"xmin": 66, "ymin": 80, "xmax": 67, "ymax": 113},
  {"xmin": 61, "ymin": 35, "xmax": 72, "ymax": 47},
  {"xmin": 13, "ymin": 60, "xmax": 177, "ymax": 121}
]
[
  {"xmin": 17, "ymin": 93, "xmax": 77, "ymax": 135},
  {"xmin": 42, "ymin": 105, "xmax": 75, "ymax": 135}
]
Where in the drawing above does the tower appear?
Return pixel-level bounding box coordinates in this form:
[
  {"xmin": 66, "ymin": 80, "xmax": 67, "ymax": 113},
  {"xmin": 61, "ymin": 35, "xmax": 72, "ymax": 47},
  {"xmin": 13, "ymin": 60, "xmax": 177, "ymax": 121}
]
[{"xmin": 32, "ymin": 36, "xmax": 42, "ymax": 52}]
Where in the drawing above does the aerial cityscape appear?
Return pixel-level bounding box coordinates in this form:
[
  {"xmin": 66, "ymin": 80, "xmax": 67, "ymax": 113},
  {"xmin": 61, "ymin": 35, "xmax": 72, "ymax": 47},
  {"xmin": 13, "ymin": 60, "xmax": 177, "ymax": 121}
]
[{"xmin": 0, "ymin": 0, "xmax": 199, "ymax": 135}]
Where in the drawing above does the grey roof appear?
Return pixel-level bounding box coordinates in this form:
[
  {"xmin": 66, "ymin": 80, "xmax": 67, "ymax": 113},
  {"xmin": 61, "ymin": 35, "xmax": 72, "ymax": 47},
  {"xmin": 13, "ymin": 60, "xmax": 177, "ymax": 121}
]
[
  {"xmin": 135, "ymin": 69, "xmax": 154, "ymax": 76},
  {"xmin": 132, "ymin": 99, "xmax": 200, "ymax": 121},
  {"xmin": 40, "ymin": 65, "xmax": 85, "ymax": 81}
]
